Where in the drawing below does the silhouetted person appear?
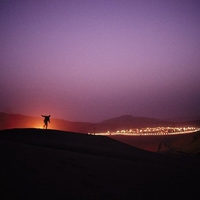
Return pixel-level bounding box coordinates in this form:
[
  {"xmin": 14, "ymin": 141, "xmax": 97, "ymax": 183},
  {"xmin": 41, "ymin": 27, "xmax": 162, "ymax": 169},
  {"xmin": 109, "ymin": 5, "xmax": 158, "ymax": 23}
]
[{"xmin": 41, "ymin": 115, "xmax": 51, "ymax": 129}]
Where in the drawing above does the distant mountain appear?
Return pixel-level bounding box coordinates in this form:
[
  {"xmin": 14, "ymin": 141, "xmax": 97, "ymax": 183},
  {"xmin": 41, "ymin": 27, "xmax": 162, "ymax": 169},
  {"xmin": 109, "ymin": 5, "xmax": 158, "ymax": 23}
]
[
  {"xmin": 1, "ymin": 113, "xmax": 199, "ymax": 133},
  {"xmin": 0, "ymin": 112, "xmax": 40, "ymax": 129},
  {"xmin": 99, "ymin": 115, "xmax": 170, "ymax": 131},
  {"xmin": 101, "ymin": 115, "xmax": 164, "ymax": 124},
  {"xmin": 0, "ymin": 112, "xmax": 96, "ymax": 133}
]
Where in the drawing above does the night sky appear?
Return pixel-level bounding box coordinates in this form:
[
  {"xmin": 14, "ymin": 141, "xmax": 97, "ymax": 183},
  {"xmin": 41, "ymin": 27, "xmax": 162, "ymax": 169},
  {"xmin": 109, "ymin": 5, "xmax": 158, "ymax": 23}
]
[{"xmin": 1, "ymin": 0, "xmax": 200, "ymax": 122}]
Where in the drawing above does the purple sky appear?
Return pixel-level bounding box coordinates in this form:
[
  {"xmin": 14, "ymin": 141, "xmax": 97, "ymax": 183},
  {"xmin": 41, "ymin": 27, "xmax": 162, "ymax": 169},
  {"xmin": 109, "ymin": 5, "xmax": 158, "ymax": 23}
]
[{"xmin": 1, "ymin": 0, "xmax": 200, "ymax": 122}]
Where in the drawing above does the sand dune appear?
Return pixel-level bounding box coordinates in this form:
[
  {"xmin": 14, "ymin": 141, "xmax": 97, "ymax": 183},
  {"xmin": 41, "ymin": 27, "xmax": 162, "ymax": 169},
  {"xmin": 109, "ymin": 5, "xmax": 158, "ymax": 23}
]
[
  {"xmin": 0, "ymin": 128, "xmax": 200, "ymax": 199},
  {"xmin": 109, "ymin": 131, "xmax": 200, "ymax": 154}
]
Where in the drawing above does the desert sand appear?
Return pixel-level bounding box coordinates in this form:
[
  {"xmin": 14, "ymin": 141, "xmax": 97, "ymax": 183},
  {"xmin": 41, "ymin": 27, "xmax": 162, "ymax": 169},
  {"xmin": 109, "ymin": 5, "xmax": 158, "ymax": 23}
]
[
  {"xmin": 109, "ymin": 132, "xmax": 199, "ymax": 153},
  {"xmin": 0, "ymin": 128, "xmax": 200, "ymax": 199}
]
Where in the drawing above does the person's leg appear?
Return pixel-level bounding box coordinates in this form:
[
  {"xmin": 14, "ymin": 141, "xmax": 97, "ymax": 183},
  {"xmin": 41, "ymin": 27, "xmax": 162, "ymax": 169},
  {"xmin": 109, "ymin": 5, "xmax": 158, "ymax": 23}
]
[{"xmin": 44, "ymin": 121, "xmax": 47, "ymax": 129}]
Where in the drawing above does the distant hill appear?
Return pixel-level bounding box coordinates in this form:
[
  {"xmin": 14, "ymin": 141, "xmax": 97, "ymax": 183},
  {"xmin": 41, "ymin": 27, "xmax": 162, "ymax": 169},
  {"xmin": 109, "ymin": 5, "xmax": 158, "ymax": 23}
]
[
  {"xmin": 0, "ymin": 112, "xmax": 199, "ymax": 133},
  {"xmin": 99, "ymin": 115, "xmax": 169, "ymax": 130},
  {"xmin": 99, "ymin": 115, "xmax": 200, "ymax": 131},
  {"xmin": 0, "ymin": 113, "xmax": 40, "ymax": 129},
  {"xmin": 0, "ymin": 112, "xmax": 96, "ymax": 133}
]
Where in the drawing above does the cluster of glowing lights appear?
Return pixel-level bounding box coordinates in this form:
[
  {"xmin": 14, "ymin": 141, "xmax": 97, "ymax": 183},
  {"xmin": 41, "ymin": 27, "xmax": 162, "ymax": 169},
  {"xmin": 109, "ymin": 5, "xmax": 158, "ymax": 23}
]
[{"xmin": 89, "ymin": 126, "xmax": 200, "ymax": 136}]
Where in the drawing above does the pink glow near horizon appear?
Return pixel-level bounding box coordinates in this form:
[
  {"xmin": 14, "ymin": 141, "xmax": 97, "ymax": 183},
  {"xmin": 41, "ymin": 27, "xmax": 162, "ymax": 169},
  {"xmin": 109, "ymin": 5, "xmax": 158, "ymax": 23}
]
[{"xmin": 0, "ymin": 0, "xmax": 200, "ymax": 122}]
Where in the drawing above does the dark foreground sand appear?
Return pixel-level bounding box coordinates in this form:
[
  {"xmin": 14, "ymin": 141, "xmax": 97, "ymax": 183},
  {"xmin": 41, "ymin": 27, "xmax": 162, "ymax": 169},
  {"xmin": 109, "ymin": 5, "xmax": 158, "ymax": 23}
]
[{"xmin": 0, "ymin": 128, "xmax": 200, "ymax": 200}]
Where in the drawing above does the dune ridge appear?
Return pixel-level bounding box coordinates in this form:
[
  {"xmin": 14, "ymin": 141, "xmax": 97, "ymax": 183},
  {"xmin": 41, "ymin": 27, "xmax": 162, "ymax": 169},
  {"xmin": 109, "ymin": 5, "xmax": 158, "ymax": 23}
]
[{"xmin": 0, "ymin": 128, "xmax": 200, "ymax": 199}]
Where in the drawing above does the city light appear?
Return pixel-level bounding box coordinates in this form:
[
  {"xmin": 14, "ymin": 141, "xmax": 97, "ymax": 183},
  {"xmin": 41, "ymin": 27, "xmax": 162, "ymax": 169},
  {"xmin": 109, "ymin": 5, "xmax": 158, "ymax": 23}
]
[{"xmin": 89, "ymin": 126, "xmax": 200, "ymax": 136}]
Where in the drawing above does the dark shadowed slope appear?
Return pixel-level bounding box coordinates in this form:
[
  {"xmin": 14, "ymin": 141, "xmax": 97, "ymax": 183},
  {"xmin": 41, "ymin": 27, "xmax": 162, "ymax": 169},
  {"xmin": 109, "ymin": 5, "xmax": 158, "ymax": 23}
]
[
  {"xmin": 0, "ymin": 129, "xmax": 200, "ymax": 200},
  {"xmin": 177, "ymin": 131, "xmax": 200, "ymax": 154},
  {"xmin": 0, "ymin": 128, "xmax": 154, "ymax": 161},
  {"xmin": 109, "ymin": 131, "xmax": 200, "ymax": 153}
]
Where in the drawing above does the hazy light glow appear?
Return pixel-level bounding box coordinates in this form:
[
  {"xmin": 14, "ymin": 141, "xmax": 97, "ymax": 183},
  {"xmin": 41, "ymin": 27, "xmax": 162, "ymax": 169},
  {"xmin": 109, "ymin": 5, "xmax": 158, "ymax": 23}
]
[
  {"xmin": 93, "ymin": 126, "xmax": 199, "ymax": 136},
  {"xmin": 0, "ymin": 0, "xmax": 200, "ymax": 122}
]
